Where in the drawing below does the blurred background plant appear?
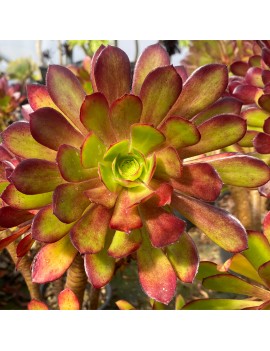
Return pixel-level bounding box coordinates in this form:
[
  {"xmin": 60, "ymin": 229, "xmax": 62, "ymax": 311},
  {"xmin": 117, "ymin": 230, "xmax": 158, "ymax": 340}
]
[
  {"xmin": 6, "ymin": 58, "xmax": 41, "ymax": 86},
  {"xmin": 0, "ymin": 76, "xmax": 25, "ymax": 131},
  {"xmin": 179, "ymin": 40, "xmax": 254, "ymax": 73}
]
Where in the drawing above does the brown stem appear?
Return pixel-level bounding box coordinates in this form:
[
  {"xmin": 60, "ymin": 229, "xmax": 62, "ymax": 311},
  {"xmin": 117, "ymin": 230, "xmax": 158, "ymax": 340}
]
[
  {"xmin": 0, "ymin": 231, "xmax": 40, "ymax": 300},
  {"xmin": 89, "ymin": 286, "xmax": 100, "ymax": 310},
  {"xmin": 229, "ymin": 186, "xmax": 253, "ymax": 229},
  {"xmin": 250, "ymin": 190, "xmax": 263, "ymax": 231},
  {"xmin": 65, "ymin": 254, "xmax": 87, "ymax": 308}
]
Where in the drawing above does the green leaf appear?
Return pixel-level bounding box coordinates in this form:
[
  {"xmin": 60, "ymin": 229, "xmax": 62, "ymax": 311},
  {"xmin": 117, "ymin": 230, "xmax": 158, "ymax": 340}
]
[
  {"xmin": 183, "ymin": 299, "xmax": 263, "ymax": 310},
  {"xmin": 2, "ymin": 184, "xmax": 52, "ymax": 210},
  {"xmin": 203, "ymin": 274, "xmax": 270, "ymax": 300},
  {"xmin": 131, "ymin": 124, "xmax": 165, "ymax": 156}
]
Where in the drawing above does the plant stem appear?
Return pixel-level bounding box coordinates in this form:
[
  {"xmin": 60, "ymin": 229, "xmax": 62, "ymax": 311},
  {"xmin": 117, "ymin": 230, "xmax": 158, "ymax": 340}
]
[
  {"xmin": 229, "ymin": 186, "xmax": 253, "ymax": 229},
  {"xmin": 89, "ymin": 286, "xmax": 100, "ymax": 310},
  {"xmin": 250, "ymin": 190, "xmax": 263, "ymax": 231},
  {"xmin": 0, "ymin": 231, "xmax": 41, "ymax": 300},
  {"xmin": 65, "ymin": 253, "xmax": 87, "ymax": 308}
]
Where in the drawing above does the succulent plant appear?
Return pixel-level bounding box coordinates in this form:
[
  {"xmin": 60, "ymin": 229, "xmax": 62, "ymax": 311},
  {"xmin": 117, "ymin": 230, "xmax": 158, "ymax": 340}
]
[
  {"xmin": 180, "ymin": 40, "xmax": 254, "ymax": 74},
  {"xmin": 67, "ymin": 56, "xmax": 93, "ymax": 94},
  {"xmin": 183, "ymin": 211, "xmax": 270, "ymax": 310},
  {"xmin": 0, "ymin": 76, "xmax": 24, "ymax": 131},
  {"xmin": 116, "ymin": 294, "xmax": 185, "ymax": 310},
  {"xmin": 0, "ymin": 44, "xmax": 270, "ymax": 305},
  {"xmin": 28, "ymin": 288, "xmax": 79, "ymax": 310}
]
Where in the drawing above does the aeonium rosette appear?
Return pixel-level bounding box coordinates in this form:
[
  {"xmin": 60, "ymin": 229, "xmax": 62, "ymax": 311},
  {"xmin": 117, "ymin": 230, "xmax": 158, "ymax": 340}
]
[{"xmin": 0, "ymin": 44, "xmax": 270, "ymax": 305}]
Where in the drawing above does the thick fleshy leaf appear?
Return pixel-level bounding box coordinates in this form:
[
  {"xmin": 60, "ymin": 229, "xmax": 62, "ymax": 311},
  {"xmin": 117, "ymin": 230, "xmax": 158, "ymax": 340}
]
[
  {"xmin": 258, "ymin": 261, "xmax": 270, "ymax": 288},
  {"xmin": 94, "ymin": 46, "xmax": 131, "ymax": 105},
  {"xmin": 131, "ymin": 124, "xmax": 165, "ymax": 156},
  {"xmin": 175, "ymin": 294, "xmax": 185, "ymax": 310},
  {"xmin": 166, "ymin": 232, "xmax": 199, "ymax": 283},
  {"xmin": 179, "ymin": 114, "xmax": 246, "ymax": 158},
  {"xmin": 249, "ymin": 55, "xmax": 263, "ymax": 68},
  {"xmin": 108, "ymin": 229, "xmax": 142, "ymax": 258},
  {"xmin": 182, "ymin": 299, "xmax": 262, "ymax": 310},
  {"xmin": 0, "ymin": 207, "xmax": 33, "ymax": 228},
  {"xmin": 58, "ymin": 288, "xmax": 80, "ymax": 310},
  {"xmin": 140, "ymin": 205, "xmax": 186, "ymax": 248},
  {"xmin": 140, "ymin": 65, "xmax": 182, "ymax": 127},
  {"xmin": 28, "ymin": 300, "xmax": 49, "ymax": 310},
  {"xmin": 53, "ymin": 182, "xmax": 90, "ymax": 224},
  {"xmin": 46, "ymin": 65, "xmax": 86, "ymax": 133},
  {"xmin": 80, "ymin": 93, "xmax": 115, "ymax": 146},
  {"xmin": 90, "ymin": 45, "xmax": 105, "ymax": 91},
  {"xmin": 172, "ymin": 193, "xmax": 248, "ymax": 252},
  {"xmin": 253, "ymin": 132, "xmax": 270, "ymax": 154},
  {"xmin": 191, "ymin": 97, "xmax": 243, "ymax": 126},
  {"xmin": 32, "ymin": 205, "xmax": 74, "ymax": 243},
  {"xmin": 16, "ymin": 233, "xmax": 35, "ymax": 258},
  {"xmin": 2, "ymin": 122, "xmax": 56, "ymax": 162},
  {"xmin": 84, "ymin": 249, "xmax": 115, "ymax": 289},
  {"xmin": 263, "ymin": 117, "xmax": 270, "ymax": 134},
  {"xmin": 262, "ymin": 47, "xmax": 270, "ymax": 68},
  {"xmin": 202, "ymin": 274, "xmax": 270, "ymax": 300},
  {"xmin": 233, "ymin": 85, "xmax": 262, "ymax": 104},
  {"xmin": 0, "ymin": 225, "xmax": 30, "ymax": 250},
  {"xmin": 32, "ymin": 236, "xmax": 77, "ymax": 283},
  {"xmin": 27, "ymin": 84, "xmax": 61, "ymax": 112},
  {"xmin": 84, "ymin": 180, "xmax": 118, "ymax": 209},
  {"xmin": 10, "ymin": 159, "xmax": 64, "ymax": 195},
  {"xmin": 238, "ymin": 130, "xmax": 259, "ymax": 147},
  {"xmin": 110, "ymin": 189, "xmax": 143, "ymax": 233},
  {"xmin": 30, "ymin": 107, "xmax": 83, "ymax": 151},
  {"xmin": 103, "ymin": 139, "xmax": 129, "ymax": 163},
  {"xmin": 2, "ymin": 184, "xmax": 52, "ymax": 210},
  {"xmin": 166, "ymin": 64, "xmax": 228, "ymax": 119},
  {"xmin": 175, "ymin": 65, "xmax": 188, "ymax": 83},
  {"xmin": 21, "ymin": 104, "xmax": 33, "ymax": 121},
  {"xmin": 148, "ymin": 180, "xmax": 173, "ymax": 207},
  {"xmin": 230, "ymin": 61, "xmax": 249, "ymax": 76},
  {"xmin": 139, "ymin": 154, "xmax": 157, "ymax": 185},
  {"xmin": 110, "ymin": 94, "xmax": 142, "ymax": 140},
  {"xmin": 159, "ymin": 116, "xmax": 200, "ymax": 149},
  {"xmin": 57, "ymin": 145, "xmax": 98, "ymax": 182},
  {"xmin": 154, "ymin": 147, "xmax": 182, "ymax": 181},
  {"xmin": 198, "ymin": 153, "xmax": 270, "ymax": 187},
  {"xmin": 263, "ymin": 212, "xmax": 270, "ymax": 242},
  {"xmin": 98, "ymin": 163, "xmax": 121, "ymax": 193},
  {"xmin": 70, "ymin": 205, "xmax": 111, "ymax": 254},
  {"xmin": 223, "ymin": 253, "xmax": 265, "ymax": 286},
  {"xmin": 0, "ymin": 181, "xmax": 8, "ymax": 195},
  {"xmin": 81, "ymin": 132, "xmax": 106, "ymax": 169},
  {"xmin": 171, "ymin": 163, "xmax": 222, "ymax": 202},
  {"xmin": 0, "ymin": 144, "xmax": 13, "ymax": 161},
  {"xmin": 132, "ymin": 43, "xmax": 170, "ymax": 96},
  {"xmin": 196, "ymin": 261, "xmax": 225, "ymax": 281},
  {"xmin": 241, "ymin": 108, "xmax": 269, "ymax": 128},
  {"xmin": 137, "ymin": 231, "xmax": 177, "ymax": 304},
  {"xmin": 115, "ymin": 300, "xmax": 135, "ymax": 310},
  {"xmin": 242, "ymin": 231, "xmax": 270, "ymax": 270},
  {"xmin": 262, "ymin": 70, "xmax": 270, "ymax": 85},
  {"xmin": 259, "ymin": 180, "xmax": 270, "ymax": 198},
  {"xmin": 246, "ymin": 67, "xmax": 264, "ymax": 88}
]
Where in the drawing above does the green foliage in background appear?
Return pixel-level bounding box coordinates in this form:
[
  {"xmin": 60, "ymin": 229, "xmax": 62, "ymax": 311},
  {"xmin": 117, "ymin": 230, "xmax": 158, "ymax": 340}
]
[
  {"xmin": 67, "ymin": 40, "xmax": 109, "ymax": 57},
  {"xmin": 6, "ymin": 58, "xmax": 41, "ymax": 83}
]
